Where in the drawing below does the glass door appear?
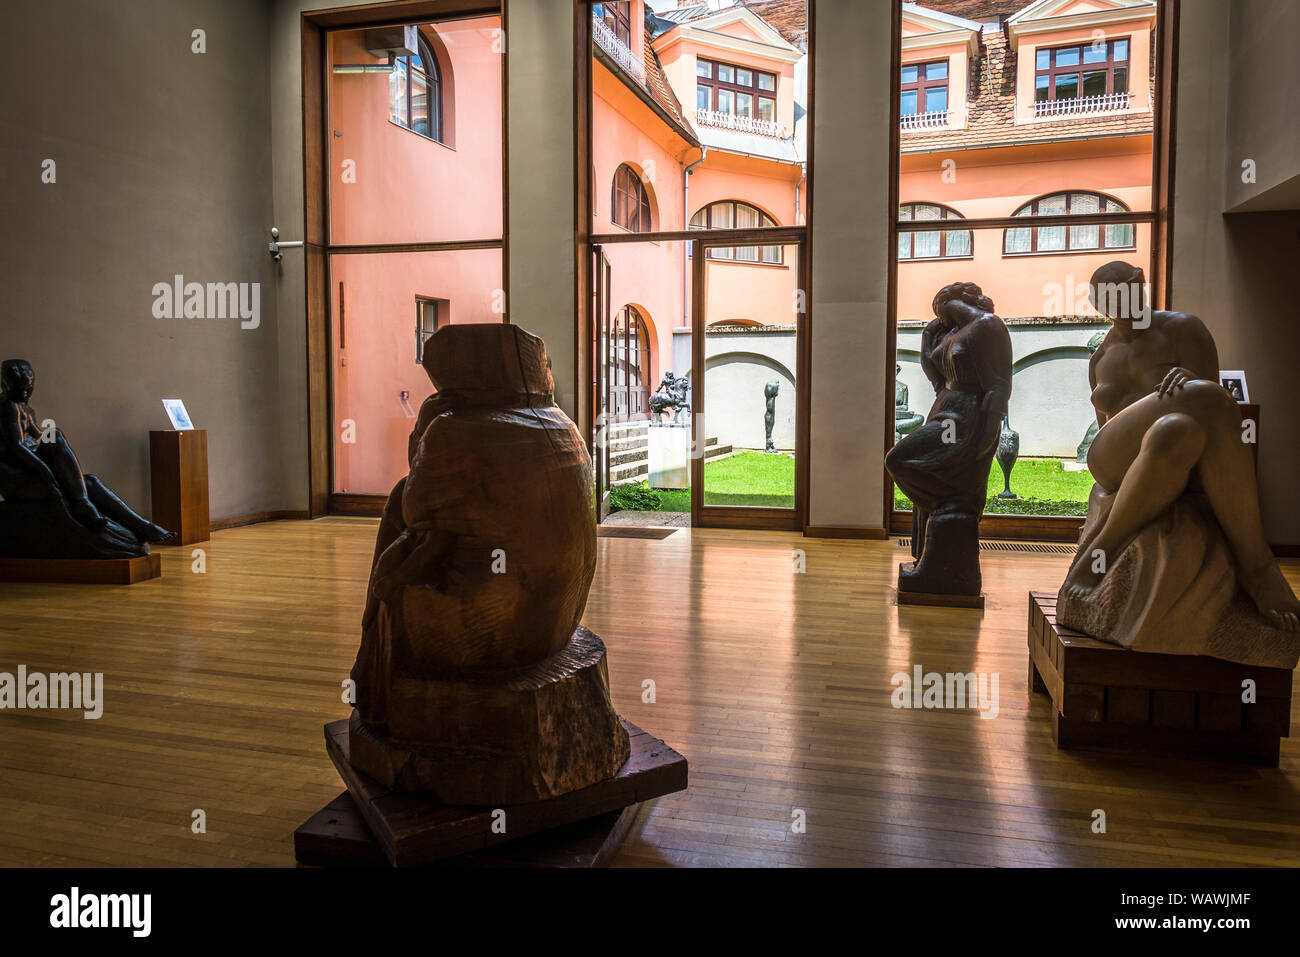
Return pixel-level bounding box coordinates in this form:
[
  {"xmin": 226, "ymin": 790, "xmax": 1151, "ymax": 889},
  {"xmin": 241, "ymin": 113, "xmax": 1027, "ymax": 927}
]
[{"xmin": 592, "ymin": 245, "xmax": 613, "ymax": 521}]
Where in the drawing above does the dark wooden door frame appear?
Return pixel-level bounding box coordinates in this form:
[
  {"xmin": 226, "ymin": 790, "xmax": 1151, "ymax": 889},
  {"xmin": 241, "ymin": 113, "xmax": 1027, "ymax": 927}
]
[
  {"xmin": 302, "ymin": 0, "xmax": 508, "ymax": 518},
  {"xmin": 883, "ymin": 0, "xmax": 1179, "ymax": 541}
]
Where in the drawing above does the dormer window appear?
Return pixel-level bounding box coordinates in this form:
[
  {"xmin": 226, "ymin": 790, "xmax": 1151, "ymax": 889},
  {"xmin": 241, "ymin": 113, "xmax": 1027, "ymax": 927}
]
[
  {"xmin": 901, "ymin": 60, "xmax": 948, "ymax": 120},
  {"xmin": 594, "ymin": 2, "xmax": 632, "ymax": 46},
  {"xmin": 1034, "ymin": 38, "xmax": 1130, "ymax": 114},
  {"xmin": 696, "ymin": 58, "xmax": 777, "ymax": 124}
]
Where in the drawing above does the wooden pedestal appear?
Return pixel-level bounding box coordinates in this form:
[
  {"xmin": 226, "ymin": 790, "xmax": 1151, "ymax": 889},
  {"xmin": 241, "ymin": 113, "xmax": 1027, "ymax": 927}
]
[
  {"xmin": 897, "ymin": 589, "xmax": 984, "ymax": 609},
  {"xmin": 295, "ymin": 792, "xmax": 640, "ymax": 869},
  {"xmin": 1028, "ymin": 591, "xmax": 1292, "ymax": 765},
  {"xmin": 317, "ymin": 716, "xmax": 686, "ymax": 868},
  {"xmin": 149, "ymin": 429, "xmax": 210, "ymax": 546},
  {"xmin": 0, "ymin": 553, "xmax": 161, "ymax": 585}
]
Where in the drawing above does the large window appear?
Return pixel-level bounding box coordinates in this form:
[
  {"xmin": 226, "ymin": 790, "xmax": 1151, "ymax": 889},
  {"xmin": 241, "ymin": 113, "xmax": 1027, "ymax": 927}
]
[
  {"xmin": 696, "ymin": 57, "xmax": 777, "ymax": 124},
  {"xmin": 611, "ymin": 164, "xmax": 652, "ymax": 232},
  {"xmin": 390, "ymin": 35, "xmax": 442, "ymax": 142},
  {"xmin": 610, "ymin": 305, "xmax": 651, "ymax": 421},
  {"xmin": 898, "ymin": 203, "xmax": 971, "ymax": 260},
  {"xmin": 1034, "ymin": 38, "xmax": 1130, "ymax": 112},
  {"xmin": 690, "ymin": 201, "xmax": 782, "ymax": 263},
  {"xmin": 900, "ymin": 59, "xmax": 948, "ymax": 118},
  {"xmin": 1004, "ymin": 191, "xmax": 1135, "ymax": 255}
]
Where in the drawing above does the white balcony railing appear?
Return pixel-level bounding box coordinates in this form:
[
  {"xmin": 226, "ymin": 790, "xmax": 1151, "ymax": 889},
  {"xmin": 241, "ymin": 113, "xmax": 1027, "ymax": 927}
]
[
  {"xmin": 694, "ymin": 109, "xmax": 785, "ymax": 138},
  {"xmin": 592, "ymin": 13, "xmax": 645, "ymax": 85},
  {"xmin": 900, "ymin": 109, "xmax": 950, "ymax": 131},
  {"xmin": 1033, "ymin": 91, "xmax": 1131, "ymax": 117}
]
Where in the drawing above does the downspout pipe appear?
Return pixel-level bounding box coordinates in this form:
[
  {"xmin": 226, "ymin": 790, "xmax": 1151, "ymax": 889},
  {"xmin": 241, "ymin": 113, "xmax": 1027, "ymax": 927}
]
[
  {"xmin": 795, "ymin": 162, "xmax": 806, "ymax": 226},
  {"xmin": 683, "ymin": 147, "xmax": 707, "ymax": 332}
]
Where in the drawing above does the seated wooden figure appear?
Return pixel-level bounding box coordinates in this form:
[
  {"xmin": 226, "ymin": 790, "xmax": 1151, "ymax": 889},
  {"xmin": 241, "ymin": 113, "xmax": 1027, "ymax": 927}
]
[
  {"xmin": 1057, "ymin": 262, "xmax": 1299, "ymax": 669},
  {"xmin": 348, "ymin": 324, "xmax": 630, "ymax": 805},
  {"xmin": 887, "ymin": 282, "xmax": 1012, "ymax": 603},
  {"xmin": 0, "ymin": 358, "xmax": 172, "ymax": 560}
]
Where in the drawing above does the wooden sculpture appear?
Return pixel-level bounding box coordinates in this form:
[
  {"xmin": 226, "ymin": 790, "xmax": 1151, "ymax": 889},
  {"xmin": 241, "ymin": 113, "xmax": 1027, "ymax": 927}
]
[
  {"xmin": 1057, "ymin": 262, "xmax": 1299, "ymax": 668},
  {"xmin": 887, "ymin": 282, "xmax": 1012, "ymax": 604},
  {"xmin": 348, "ymin": 324, "xmax": 630, "ymax": 805}
]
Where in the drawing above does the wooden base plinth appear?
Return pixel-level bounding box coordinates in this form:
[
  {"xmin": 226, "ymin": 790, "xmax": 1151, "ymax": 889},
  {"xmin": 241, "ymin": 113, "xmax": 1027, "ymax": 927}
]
[
  {"xmin": 295, "ymin": 791, "xmax": 639, "ymax": 869},
  {"xmin": 321, "ymin": 716, "xmax": 686, "ymax": 868},
  {"xmin": 1029, "ymin": 591, "xmax": 1292, "ymax": 766},
  {"xmin": 0, "ymin": 553, "xmax": 161, "ymax": 585},
  {"xmin": 897, "ymin": 589, "xmax": 984, "ymax": 609}
]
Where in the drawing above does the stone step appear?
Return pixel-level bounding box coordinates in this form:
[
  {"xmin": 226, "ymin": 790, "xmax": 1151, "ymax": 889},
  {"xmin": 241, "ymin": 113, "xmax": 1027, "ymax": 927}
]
[
  {"xmin": 608, "ymin": 436, "xmax": 648, "ymax": 454},
  {"xmin": 704, "ymin": 444, "xmax": 732, "ymax": 461}
]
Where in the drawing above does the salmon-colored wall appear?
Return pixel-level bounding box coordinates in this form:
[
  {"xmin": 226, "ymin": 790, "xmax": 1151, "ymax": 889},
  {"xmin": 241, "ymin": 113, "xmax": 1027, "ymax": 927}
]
[{"xmin": 898, "ymin": 136, "xmax": 1152, "ymax": 321}]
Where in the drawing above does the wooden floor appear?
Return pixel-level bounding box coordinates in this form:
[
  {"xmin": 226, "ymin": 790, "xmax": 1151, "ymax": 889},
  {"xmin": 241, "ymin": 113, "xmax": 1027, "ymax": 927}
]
[{"xmin": 1, "ymin": 517, "xmax": 1298, "ymax": 867}]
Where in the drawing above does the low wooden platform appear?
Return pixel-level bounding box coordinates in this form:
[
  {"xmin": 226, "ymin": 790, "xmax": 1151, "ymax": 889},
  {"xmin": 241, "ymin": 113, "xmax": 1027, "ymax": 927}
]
[
  {"xmin": 0, "ymin": 552, "xmax": 161, "ymax": 585},
  {"xmin": 1029, "ymin": 590, "xmax": 1293, "ymax": 765},
  {"xmin": 897, "ymin": 589, "xmax": 984, "ymax": 609},
  {"xmin": 295, "ymin": 791, "xmax": 639, "ymax": 868},
  {"xmin": 322, "ymin": 716, "xmax": 687, "ymax": 868}
]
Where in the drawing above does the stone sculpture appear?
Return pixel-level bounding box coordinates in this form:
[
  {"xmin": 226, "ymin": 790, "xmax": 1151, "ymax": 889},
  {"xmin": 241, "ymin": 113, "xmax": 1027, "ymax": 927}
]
[
  {"xmin": 0, "ymin": 359, "xmax": 172, "ymax": 560},
  {"xmin": 886, "ymin": 283, "xmax": 1012, "ymax": 599},
  {"xmin": 894, "ymin": 363, "xmax": 924, "ymax": 443},
  {"xmin": 350, "ymin": 324, "xmax": 629, "ymax": 804},
  {"xmin": 996, "ymin": 414, "xmax": 1019, "ymax": 499},
  {"xmin": 763, "ymin": 380, "xmax": 779, "ymax": 453},
  {"xmin": 1057, "ymin": 262, "xmax": 1300, "ymax": 668},
  {"xmin": 648, "ymin": 371, "xmax": 691, "ymax": 424}
]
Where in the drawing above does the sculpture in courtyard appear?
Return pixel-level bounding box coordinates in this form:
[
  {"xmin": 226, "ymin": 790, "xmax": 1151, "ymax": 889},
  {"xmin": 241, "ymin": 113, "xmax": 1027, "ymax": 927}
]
[
  {"xmin": 763, "ymin": 380, "xmax": 779, "ymax": 453},
  {"xmin": 996, "ymin": 414, "xmax": 1020, "ymax": 500},
  {"xmin": 350, "ymin": 324, "xmax": 629, "ymax": 804},
  {"xmin": 648, "ymin": 371, "xmax": 691, "ymax": 424},
  {"xmin": 0, "ymin": 358, "xmax": 172, "ymax": 560},
  {"xmin": 886, "ymin": 283, "xmax": 1012, "ymax": 599},
  {"xmin": 1057, "ymin": 262, "xmax": 1300, "ymax": 667},
  {"xmin": 894, "ymin": 363, "xmax": 924, "ymax": 443}
]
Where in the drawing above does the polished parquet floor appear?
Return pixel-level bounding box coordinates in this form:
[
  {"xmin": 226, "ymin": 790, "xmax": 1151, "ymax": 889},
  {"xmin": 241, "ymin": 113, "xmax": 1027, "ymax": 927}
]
[{"xmin": 0, "ymin": 517, "xmax": 1298, "ymax": 867}]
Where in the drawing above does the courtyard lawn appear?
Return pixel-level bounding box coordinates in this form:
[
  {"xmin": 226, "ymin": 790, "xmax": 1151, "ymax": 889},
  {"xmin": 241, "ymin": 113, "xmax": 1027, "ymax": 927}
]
[
  {"xmin": 611, "ymin": 450, "xmax": 794, "ymax": 513},
  {"xmin": 893, "ymin": 458, "xmax": 1095, "ymax": 516}
]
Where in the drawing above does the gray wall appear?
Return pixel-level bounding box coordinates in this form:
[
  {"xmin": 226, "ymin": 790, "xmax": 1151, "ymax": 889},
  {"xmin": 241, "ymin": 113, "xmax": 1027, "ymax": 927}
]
[
  {"xmin": 0, "ymin": 0, "xmax": 282, "ymax": 521},
  {"xmin": 1173, "ymin": 0, "xmax": 1300, "ymax": 544}
]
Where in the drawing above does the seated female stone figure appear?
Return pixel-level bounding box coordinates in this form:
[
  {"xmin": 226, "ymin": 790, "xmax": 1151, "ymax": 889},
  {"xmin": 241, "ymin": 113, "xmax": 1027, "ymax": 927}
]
[
  {"xmin": 886, "ymin": 282, "xmax": 1012, "ymax": 597},
  {"xmin": 1057, "ymin": 263, "xmax": 1299, "ymax": 666},
  {"xmin": 0, "ymin": 358, "xmax": 171, "ymax": 559}
]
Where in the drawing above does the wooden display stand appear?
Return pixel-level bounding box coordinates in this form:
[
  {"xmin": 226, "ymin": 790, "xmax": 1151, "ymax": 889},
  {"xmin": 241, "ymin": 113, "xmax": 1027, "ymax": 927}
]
[
  {"xmin": 149, "ymin": 430, "xmax": 210, "ymax": 546},
  {"xmin": 0, "ymin": 553, "xmax": 160, "ymax": 585},
  {"xmin": 1028, "ymin": 591, "xmax": 1292, "ymax": 765},
  {"xmin": 897, "ymin": 590, "xmax": 984, "ymax": 609},
  {"xmin": 295, "ymin": 717, "xmax": 687, "ymax": 868}
]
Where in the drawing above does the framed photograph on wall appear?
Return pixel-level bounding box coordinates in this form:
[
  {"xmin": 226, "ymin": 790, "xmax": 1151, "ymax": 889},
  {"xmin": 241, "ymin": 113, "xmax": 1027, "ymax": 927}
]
[
  {"xmin": 1218, "ymin": 371, "xmax": 1250, "ymax": 404},
  {"xmin": 162, "ymin": 398, "xmax": 195, "ymax": 430}
]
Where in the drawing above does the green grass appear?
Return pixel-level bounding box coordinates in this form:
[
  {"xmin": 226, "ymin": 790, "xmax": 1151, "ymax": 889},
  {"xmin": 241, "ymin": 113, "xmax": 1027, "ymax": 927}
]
[
  {"xmin": 611, "ymin": 450, "xmax": 795, "ymax": 513},
  {"xmin": 893, "ymin": 458, "xmax": 1095, "ymax": 516}
]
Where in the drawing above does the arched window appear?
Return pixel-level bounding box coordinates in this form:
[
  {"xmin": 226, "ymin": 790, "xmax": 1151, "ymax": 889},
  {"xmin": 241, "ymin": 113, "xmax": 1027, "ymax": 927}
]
[
  {"xmin": 689, "ymin": 200, "xmax": 781, "ymax": 263},
  {"xmin": 1004, "ymin": 191, "xmax": 1134, "ymax": 255},
  {"xmin": 612, "ymin": 164, "xmax": 652, "ymax": 232},
  {"xmin": 898, "ymin": 202, "xmax": 971, "ymax": 260},
  {"xmin": 390, "ymin": 34, "xmax": 442, "ymax": 143}
]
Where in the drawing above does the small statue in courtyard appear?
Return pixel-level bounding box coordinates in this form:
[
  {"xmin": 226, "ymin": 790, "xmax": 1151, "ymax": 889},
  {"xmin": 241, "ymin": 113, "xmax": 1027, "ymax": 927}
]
[
  {"xmin": 886, "ymin": 283, "xmax": 1012, "ymax": 600},
  {"xmin": 996, "ymin": 414, "xmax": 1020, "ymax": 499},
  {"xmin": 1057, "ymin": 262, "xmax": 1299, "ymax": 667},
  {"xmin": 0, "ymin": 358, "xmax": 172, "ymax": 559},
  {"xmin": 649, "ymin": 371, "xmax": 691, "ymax": 424},
  {"xmin": 763, "ymin": 380, "xmax": 779, "ymax": 453},
  {"xmin": 894, "ymin": 363, "xmax": 924, "ymax": 442}
]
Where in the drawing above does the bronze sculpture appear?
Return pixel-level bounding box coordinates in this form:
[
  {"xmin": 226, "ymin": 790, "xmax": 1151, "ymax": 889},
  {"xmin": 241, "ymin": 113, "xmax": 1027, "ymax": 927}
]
[
  {"xmin": 887, "ymin": 283, "xmax": 1012, "ymax": 599},
  {"xmin": 0, "ymin": 359, "xmax": 172, "ymax": 559},
  {"xmin": 648, "ymin": 371, "xmax": 691, "ymax": 424},
  {"xmin": 763, "ymin": 379, "xmax": 779, "ymax": 453},
  {"xmin": 349, "ymin": 324, "xmax": 629, "ymax": 804},
  {"xmin": 894, "ymin": 363, "xmax": 924, "ymax": 443},
  {"xmin": 1057, "ymin": 262, "xmax": 1299, "ymax": 667}
]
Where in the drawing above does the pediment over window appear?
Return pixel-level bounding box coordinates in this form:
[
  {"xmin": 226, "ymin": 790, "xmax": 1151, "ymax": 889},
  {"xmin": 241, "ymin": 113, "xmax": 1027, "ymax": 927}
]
[
  {"xmin": 1008, "ymin": 0, "xmax": 1156, "ymax": 41},
  {"xmin": 900, "ymin": 3, "xmax": 981, "ymax": 58}
]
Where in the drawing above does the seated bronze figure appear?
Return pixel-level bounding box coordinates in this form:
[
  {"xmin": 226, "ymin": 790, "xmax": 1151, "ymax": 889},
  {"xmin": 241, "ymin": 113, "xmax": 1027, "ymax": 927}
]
[
  {"xmin": 1057, "ymin": 263, "xmax": 1299, "ymax": 667},
  {"xmin": 0, "ymin": 359, "xmax": 172, "ymax": 559},
  {"xmin": 887, "ymin": 283, "xmax": 1012, "ymax": 598}
]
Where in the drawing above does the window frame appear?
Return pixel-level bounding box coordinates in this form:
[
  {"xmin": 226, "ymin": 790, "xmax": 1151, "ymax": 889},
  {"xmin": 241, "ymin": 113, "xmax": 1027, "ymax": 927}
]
[
  {"xmin": 595, "ymin": 2, "xmax": 632, "ymax": 47},
  {"xmin": 897, "ymin": 202, "xmax": 971, "ymax": 261},
  {"xmin": 414, "ymin": 295, "xmax": 443, "ymax": 364},
  {"xmin": 611, "ymin": 163, "xmax": 652, "ymax": 233},
  {"xmin": 391, "ymin": 34, "xmax": 443, "ymax": 143},
  {"xmin": 1033, "ymin": 37, "xmax": 1131, "ymax": 104},
  {"xmin": 689, "ymin": 200, "xmax": 784, "ymax": 264},
  {"xmin": 696, "ymin": 56, "xmax": 777, "ymax": 122},
  {"xmin": 1002, "ymin": 190, "xmax": 1136, "ymax": 256},
  {"xmin": 900, "ymin": 58, "xmax": 949, "ymax": 118}
]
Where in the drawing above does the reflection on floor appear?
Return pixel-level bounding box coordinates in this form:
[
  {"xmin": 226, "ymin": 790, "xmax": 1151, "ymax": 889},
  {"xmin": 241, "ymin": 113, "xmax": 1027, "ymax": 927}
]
[
  {"xmin": 602, "ymin": 509, "xmax": 690, "ymax": 528},
  {"xmin": 0, "ymin": 517, "xmax": 1297, "ymax": 867}
]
